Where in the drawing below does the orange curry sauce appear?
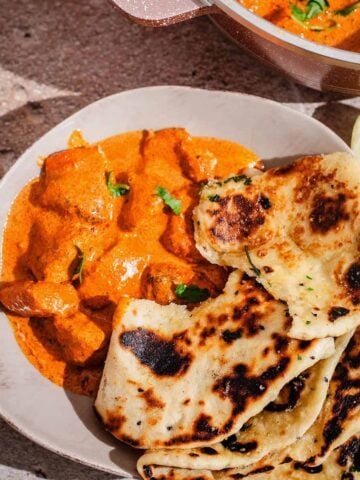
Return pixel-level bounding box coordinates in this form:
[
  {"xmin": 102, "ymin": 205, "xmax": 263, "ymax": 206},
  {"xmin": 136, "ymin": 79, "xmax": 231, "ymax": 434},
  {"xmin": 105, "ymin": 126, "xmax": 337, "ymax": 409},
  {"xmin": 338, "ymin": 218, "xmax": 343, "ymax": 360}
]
[
  {"xmin": 0, "ymin": 129, "xmax": 258, "ymax": 397},
  {"xmin": 239, "ymin": 0, "xmax": 360, "ymax": 51}
]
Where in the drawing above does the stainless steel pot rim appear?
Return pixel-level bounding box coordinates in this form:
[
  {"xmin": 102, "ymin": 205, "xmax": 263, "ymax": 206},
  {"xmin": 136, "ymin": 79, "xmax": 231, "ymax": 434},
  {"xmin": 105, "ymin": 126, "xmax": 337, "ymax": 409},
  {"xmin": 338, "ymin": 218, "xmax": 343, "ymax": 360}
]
[{"xmin": 214, "ymin": 0, "xmax": 360, "ymax": 64}]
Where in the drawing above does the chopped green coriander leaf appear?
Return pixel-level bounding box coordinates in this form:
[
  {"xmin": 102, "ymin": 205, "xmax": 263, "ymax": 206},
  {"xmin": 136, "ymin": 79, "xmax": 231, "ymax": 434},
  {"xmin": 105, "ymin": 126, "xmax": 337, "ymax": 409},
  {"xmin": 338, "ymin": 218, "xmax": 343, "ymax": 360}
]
[
  {"xmin": 291, "ymin": 4, "xmax": 307, "ymax": 23},
  {"xmin": 291, "ymin": 0, "xmax": 329, "ymax": 23},
  {"xmin": 298, "ymin": 354, "xmax": 303, "ymax": 360},
  {"xmin": 175, "ymin": 284, "xmax": 210, "ymax": 303},
  {"xmin": 156, "ymin": 186, "xmax": 182, "ymax": 215},
  {"xmin": 335, "ymin": 1, "xmax": 360, "ymax": 16},
  {"xmin": 306, "ymin": 320, "xmax": 312, "ymax": 325},
  {"xmin": 73, "ymin": 246, "xmax": 86, "ymax": 284},
  {"xmin": 208, "ymin": 194, "xmax": 222, "ymax": 202},
  {"xmin": 306, "ymin": 275, "xmax": 313, "ymax": 280},
  {"xmin": 244, "ymin": 246, "xmax": 261, "ymax": 277},
  {"xmin": 224, "ymin": 174, "xmax": 252, "ymax": 185},
  {"xmin": 291, "ymin": 1, "xmax": 336, "ymax": 30},
  {"xmin": 307, "ymin": 287, "xmax": 314, "ymax": 292},
  {"xmin": 106, "ymin": 172, "xmax": 130, "ymax": 197}
]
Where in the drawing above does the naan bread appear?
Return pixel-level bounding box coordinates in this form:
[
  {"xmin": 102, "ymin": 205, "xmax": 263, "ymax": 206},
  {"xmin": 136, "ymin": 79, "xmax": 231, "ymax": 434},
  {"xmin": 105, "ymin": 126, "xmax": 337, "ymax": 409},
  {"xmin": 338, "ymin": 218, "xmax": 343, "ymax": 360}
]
[
  {"xmin": 95, "ymin": 271, "xmax": 334, "ymax": 449},
  {"xmin": 218, "ymin": 434, "xmax": 360, "ymax": 480},
  {"xmin": 138, "ymin": 435, "xmax": 360, "ymax": 480},
  {"xmin": 136, "ymin": 332, "xmax": 351, "ymax": 471},
  {"xmin": 289, "ymin": 327, "xmax": 360, "ymax": 466},
  {"xmin": 194, "ymin": 153, "xmax": 360, "ymax": 340}
]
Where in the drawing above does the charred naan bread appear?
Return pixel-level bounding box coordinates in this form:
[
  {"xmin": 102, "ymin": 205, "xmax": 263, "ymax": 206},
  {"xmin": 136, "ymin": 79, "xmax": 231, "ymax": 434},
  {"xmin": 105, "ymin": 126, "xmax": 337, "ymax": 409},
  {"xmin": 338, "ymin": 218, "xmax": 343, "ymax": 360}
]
[
  {"xmin": 136, "ymin": 332, "xmax": 351, "ymax": 471},
  {"xmin": 289, "ymin": 327, "xmax": 360, "ymax": 466},
  {"xmin": 217, "ymin": 434, "xmax": 360, "ymax": 480},
  {"xmin": 194, "ymin": 153, "xmax": 360, "ymax": 340},
  {"xmin": 95, "ymin": 271, "xmax": 334, "ymax": 449},
  {"xmin": 138, "ymin": 435, "xmax": 360, "ymax": 480}
]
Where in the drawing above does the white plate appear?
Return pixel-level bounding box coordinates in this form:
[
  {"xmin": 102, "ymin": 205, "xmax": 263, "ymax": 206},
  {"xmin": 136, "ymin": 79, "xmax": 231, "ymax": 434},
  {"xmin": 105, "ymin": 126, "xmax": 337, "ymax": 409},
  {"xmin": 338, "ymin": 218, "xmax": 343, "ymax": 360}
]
[{"xmin": 0, "ymin": 86, "xmax": 351, "ymax": 478}]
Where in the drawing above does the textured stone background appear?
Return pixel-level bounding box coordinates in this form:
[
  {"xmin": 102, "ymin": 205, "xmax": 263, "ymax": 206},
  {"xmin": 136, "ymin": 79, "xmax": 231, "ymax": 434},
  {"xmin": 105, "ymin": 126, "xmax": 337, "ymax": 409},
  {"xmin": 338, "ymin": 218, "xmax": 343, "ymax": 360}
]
[{"xmin": 0, "ymin": 0, "xmax": 360, "ymax": 478}]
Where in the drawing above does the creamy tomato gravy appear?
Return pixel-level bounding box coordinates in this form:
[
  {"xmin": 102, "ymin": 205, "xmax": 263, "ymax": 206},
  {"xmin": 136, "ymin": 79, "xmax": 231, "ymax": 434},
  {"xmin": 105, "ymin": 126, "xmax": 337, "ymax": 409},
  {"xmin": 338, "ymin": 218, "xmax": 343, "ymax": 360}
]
[
  {"xmin": 239, "ymin": 0, "xmax": 360, "ymax": 52},
  {"xmin": 1, "ymin": 128, "xmax": 258, "ymax": 396}
]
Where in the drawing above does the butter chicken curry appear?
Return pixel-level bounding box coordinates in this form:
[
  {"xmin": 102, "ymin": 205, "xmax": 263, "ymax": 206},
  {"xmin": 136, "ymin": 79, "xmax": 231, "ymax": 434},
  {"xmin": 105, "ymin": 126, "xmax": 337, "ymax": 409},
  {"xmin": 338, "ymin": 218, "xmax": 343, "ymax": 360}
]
[{"xmin": 0, "ymin": 128, "xmax": 258, "ymax": 397}]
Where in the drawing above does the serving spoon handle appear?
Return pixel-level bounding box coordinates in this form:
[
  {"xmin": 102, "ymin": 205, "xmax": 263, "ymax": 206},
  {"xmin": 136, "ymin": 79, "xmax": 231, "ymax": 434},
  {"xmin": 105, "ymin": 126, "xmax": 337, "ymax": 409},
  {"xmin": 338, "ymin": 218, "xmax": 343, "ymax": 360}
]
[{"xmin": 109, "ymin": 0, "xmax": 218, "ymax": 26}]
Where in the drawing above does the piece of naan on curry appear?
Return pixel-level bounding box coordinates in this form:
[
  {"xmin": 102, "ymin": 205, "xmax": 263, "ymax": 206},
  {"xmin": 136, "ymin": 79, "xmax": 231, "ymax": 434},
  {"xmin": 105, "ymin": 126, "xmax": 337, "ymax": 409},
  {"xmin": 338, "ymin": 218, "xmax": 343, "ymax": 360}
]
[
  {"xmin": 137, "ymin": 434, "xmax": 360, "ymax": 480},
  {"xmin": 194, "ymin": 153, "xmax": 360, "ymax": 340},
  {"xmin": 135, "ymin": 331, "xmax": 351, "ymax": 470},
  {"xmin": 95, "ymin": 271, "xmax": 334, "ymax": 449},
  {"xmin": 0, "ymin": 128, "xmax": 257, "ymax": 395}
]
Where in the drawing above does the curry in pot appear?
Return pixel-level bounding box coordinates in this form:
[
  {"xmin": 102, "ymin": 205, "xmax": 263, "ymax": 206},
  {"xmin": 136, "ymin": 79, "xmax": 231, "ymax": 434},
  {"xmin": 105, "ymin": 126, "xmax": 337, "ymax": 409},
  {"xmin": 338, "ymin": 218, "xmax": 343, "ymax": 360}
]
[{"xmin": 239, "ymin": 0, "xmax": 360, "ymax": 52}]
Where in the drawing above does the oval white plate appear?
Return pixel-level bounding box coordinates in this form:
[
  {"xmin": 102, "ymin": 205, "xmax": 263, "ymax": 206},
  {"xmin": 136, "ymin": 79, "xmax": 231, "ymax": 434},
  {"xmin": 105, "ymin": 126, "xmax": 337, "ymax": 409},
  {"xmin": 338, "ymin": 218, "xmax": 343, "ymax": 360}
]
[{"xmin": 0, "ymin": 86, "xmax": 351, "ymax": 478}]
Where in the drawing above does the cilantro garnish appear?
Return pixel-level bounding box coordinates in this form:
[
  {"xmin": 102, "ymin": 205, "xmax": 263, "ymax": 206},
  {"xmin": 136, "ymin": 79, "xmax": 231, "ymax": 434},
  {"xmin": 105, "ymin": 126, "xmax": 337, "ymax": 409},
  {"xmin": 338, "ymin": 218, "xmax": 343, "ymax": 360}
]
[
  {"xmin": 208, "ymin": 194, "xmax": 222, "ymax": 202},
  {"xmin": 224, "ymin": 175, "xmax": 252, "ymax": 185},
  {"xmin": 335, "ymin": 1, "xmax": 360, "ymax": 16},
  {"xmin": 244, "ymin": 246, "xmax": 261, "ymax": 277},
  {"xmin": 291, "ymin": 0, "xmax": 329, "ymax": 22},
  {"xmin": 155, "ymin": 186, "xmax": 182, "ymax": 215},
  {"xmin": 175, "ymin": 284, "xmax": 210, "ymax": 303},
  {"xmin": 290, "ymin": 1, "xmax": 337, "ymax": 30},
  {"xmin": 73, "ymin": 246, "xmax": 85, "ymax": 284},
  {"xmin": 106, "ymin": 172, "xmax": 130, "ymax": 197}
]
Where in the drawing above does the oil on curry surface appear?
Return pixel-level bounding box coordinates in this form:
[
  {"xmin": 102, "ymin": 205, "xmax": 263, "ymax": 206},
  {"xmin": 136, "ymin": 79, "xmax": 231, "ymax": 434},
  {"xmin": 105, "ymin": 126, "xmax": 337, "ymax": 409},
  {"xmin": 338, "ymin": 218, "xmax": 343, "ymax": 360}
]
[{"xmin": 0, "ymin": 128, "xmax": 258, "ymax": 397}]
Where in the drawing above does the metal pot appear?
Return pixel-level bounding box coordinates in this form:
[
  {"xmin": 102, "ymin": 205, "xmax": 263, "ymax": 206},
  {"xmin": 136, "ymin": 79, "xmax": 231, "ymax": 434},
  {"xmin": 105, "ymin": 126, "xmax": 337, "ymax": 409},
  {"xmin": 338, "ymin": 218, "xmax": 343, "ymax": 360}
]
[{"xmin": 110, "ymin": 0, "xmax": 360, "ymax": 94}]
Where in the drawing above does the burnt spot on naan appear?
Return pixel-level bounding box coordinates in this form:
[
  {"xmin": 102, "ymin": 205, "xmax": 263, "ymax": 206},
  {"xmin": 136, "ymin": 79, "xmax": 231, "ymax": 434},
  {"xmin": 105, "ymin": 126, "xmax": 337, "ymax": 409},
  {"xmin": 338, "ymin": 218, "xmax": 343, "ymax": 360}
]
[
  {"xmin": 329, "ymin": 307, "xmax": 350, "ymax": 322},
  {"xmin": 230, "ymin": 465, "xmax": 275, "ymax": 478},
  {"xmin": 120, "ymin": 328, "xmax": 191, "ymax": 377},
  {"xmin": 320, "ymin": 336, "xmax": 360, "ymax": 457},
  {"xmin": 221, "ymin": 434, "xmax": 258, "ymax": 453},
  {"xmin": 208, "ymin": 194, "xmax": 267, "ymax": 243},
  {"xmin": 265, "ymin": 374, "xmax": 307, "ymax": 412},
  {"xmin": 272, "ymin": 333, "xmax": 290, "ymax": 353},
  {"xmin": 164, "ymin": 414, "xmax": 221, "ymax": 447},
  {"xmin": 338, "ymin": 437, "xmax": 360, "ymax": 471},
  {"xmin": 294, "ymin": 462, "xmax": 323, "ymax": 474},
  {"xmin": 310, "ymin": 193, "xmax": 349, "ymax": 234},
  {"xmin": 142, "ymin": 388, "xmax": 165, "ymax": 409},
  {"xmin": 199, "ymin": 447, "xmax": 218, "ymax": 455},
  {"xmin": 345, "ymin": 262, "xmax": 360, "ymax": 304},
  {"xmin": 102, "ymin": 412, "xmax": 126, "ymax": 433},
  {"xmin": 199, "ymin": 326, "xmax": 217, "ymax": 346},
  {"xmin": 222, "ymin": 328, "xmax": 243, "ymax": 343},
  {"xmin": 143, "ymin": 465, "xmax": 153, "ymax": 479},
  {"xmin": 213, "ymin": 358, "xmax": 290, "ymax": 417}
]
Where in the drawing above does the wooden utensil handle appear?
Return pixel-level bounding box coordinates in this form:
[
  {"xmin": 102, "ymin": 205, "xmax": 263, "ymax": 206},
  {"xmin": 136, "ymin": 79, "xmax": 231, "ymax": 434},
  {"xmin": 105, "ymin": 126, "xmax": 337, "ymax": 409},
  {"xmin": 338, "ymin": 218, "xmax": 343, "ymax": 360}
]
[{"xmin": 109, "ymin": 0, "xmax": 217, "ymax": 26}]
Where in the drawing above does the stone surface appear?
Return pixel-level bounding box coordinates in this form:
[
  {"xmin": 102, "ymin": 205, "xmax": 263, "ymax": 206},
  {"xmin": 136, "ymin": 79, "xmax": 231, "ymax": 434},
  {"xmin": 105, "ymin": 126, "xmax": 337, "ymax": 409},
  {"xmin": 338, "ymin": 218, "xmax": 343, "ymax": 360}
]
[{"xmin": 0, "ymin": 0, "xmax": 360, "ymax": 478}]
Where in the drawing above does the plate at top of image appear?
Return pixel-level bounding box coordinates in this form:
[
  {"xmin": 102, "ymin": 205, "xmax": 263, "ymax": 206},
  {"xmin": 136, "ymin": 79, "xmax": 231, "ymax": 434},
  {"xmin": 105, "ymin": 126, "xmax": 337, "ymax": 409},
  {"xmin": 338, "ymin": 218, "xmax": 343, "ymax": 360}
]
[{"xmin": 0, "ymin": 86, "xmax": 351, "ymax": 478}]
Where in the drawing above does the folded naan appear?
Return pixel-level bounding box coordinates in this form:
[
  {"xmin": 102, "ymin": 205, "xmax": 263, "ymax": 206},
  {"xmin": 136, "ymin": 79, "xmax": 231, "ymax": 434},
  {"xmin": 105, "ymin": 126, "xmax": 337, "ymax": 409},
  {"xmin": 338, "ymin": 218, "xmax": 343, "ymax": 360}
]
[
  {"xmin": 289, "ymin": 327, "xmax": 360, "ymax": 466},
  {"xmin": 138, "ymin": 434, "xmax": 360, "ymax": 480},
  {"xmin": 194, "ymin": 153, "xmax": 360, "ymax": 340},
  {"xmin": 136, "ymin": 331, "xmax": 351, "ymax": 471},
  {"xmin": 95, "ymin": 271, "xmax": 334, "ymax": 449}
]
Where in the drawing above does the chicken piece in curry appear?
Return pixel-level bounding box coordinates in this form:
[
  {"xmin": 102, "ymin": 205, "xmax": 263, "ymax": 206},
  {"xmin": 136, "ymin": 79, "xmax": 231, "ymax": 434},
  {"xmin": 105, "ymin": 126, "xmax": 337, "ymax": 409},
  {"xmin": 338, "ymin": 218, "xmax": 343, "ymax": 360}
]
[{"xmin": 0, "ymin": 128, "xmax": 258, "ymax": 396}]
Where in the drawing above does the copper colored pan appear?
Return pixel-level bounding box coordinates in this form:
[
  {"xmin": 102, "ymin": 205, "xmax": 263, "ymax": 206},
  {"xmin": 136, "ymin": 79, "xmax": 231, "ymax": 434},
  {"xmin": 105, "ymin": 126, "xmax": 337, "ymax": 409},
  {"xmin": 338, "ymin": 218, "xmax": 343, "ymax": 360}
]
[{"xmin": 110, "ymin": 0, "xmax": 360, "ymax": 94}]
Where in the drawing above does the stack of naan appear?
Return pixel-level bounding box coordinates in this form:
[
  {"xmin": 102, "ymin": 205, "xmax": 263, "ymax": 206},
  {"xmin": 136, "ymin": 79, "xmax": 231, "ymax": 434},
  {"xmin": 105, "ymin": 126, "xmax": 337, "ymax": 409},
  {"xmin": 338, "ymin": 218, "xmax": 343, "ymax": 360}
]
[{"xmin": 95, "ymin": 153, "xmax": 360, "ymax": 479}]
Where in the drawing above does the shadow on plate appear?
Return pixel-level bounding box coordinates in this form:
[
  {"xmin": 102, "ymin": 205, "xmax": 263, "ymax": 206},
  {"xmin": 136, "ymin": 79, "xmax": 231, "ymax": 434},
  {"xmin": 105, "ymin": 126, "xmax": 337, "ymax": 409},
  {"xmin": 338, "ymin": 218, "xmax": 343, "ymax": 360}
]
[{"xmin": 64, "ymin": 388, "xmax": 140, "ymax": 478}]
